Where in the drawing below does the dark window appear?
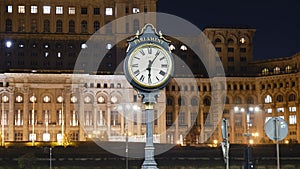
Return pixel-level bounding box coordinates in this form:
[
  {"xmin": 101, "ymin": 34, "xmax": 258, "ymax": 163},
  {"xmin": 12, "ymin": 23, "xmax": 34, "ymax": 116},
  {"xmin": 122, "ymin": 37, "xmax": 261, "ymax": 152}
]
[
  {"xmin": 228, "ymin": 57, "xmax": 234, "ymax": 62},
  {"xmin": 94, "ymin": 21, "xmax": 100, "ymax": 32},
  {"xmin": 228, "ymin": 48, "xmax": 234, "ymax": 52},
  {"xmin": 289, "ymin": 94, "xmax": 296, "ymax": 101},
  {"xmin": 44, "ymin": 20, "xmax": 50, "ymax": 32},
  {"xmin": 167, "ymin": 98, "xmax": 173, "ymax": 106},
  {"xmin": 215, "ymin": 47, "xmax": 222, "ymax": 52},
  {"xmin": 6, "ymin": 19, "xmax": 12, "ymax": 32},
  {"xmin": 81, "ymin": 8, "xmax": 88, "ymax": 14},
  {"xmin": 215, "ymin": 38, "xmax": 222, "ymax": 43},
  {"xmin": 240, "ymin": 48, "xmax": 247, "ymax": 53},
  {"xmin": 240, "ymin": 57, "xmax": 247, "ymax": 62},
  {"xmin": 69, "ymin": 20, "xmax": 75, "ymax": 33},
  {"xmin": 81, "ymin": 20, "xmax": 88, "ymax": 33},
  {"xmin": 94, "ymin": 8, "xmax": 100, "ymax": 15},
  {"xmin": 56, "ymin": 20, "xmax": 63, "ymax": 32}
]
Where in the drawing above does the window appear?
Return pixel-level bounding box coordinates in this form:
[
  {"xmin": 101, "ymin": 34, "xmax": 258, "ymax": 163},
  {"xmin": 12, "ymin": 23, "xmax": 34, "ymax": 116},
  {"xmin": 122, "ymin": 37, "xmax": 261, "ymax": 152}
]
[
  {"xmin": 178, "ymin": 112, "xmax": 186, "ymax": 125},
  {"xmin": 69, "ymin": 20, "xmax": 75, "ymax": 33},
  {"xmin": 57, "ymin": 110, "xmax": 63, "ymax": 125},
  {"xmin": 105, "ymin": 8, "xmax": 113, "ymax": 15},
  {"xmin": 289, "ymin": 115, "xmax": 296, "ymax": 125},
  {"xmin": 240, "ymin": 56, "xmax": 247, "ymax": 62},
  {"xmin": 289, "ymin": 106, "xmax": 296, "ymax": 112},
  {"xmin": 276, "ymin": 95, "xmax": 283, "ymax": 102},
  {"xmin": 18, "ymin": 19, "xmax": 25, "ymax": 32},
  {"xmin": 240, "ymin": 48, "xmax": 246, "ymax": 53},
  {"xmin": 288, "ymin": 94, "xmax": 296, "ymax": 101},
  {"xmin": 228, "ymin": 48, "xmax": 234, "ymax": 52},
  {"xmin": 264, "ymin": 95, "xmax": 272, "ymax": 103},
  {"xmin": 111, "ymin": 111, "xmax": 119, "ymax": 126},
  {"xmin": 14, "ymin": 132, "xmax": 23, "ymax": 141},
  {"xmin": 56, "ymin": 6, "xmax": 63, "ymax": 14},
  {"xmin": 262, "ymin": 68, "xmax": 269, "ymax": 75},
  {"xmin": 15, "ymin": 110, "xmax": 23, "ymax": 126},
  {"xmin": 5, "ymin": 19, "xmax": 12, "ymax": 32},
  {"xmin": 81, "ymin": 7, "xmax": 87, "ymax": 14},
  {"xmin": 29, "ymin": 110, "xmax": 37, "ymax": 125},
  {"xmin": 94, "ymin": 8, "xmax": 100, "ymax": 15},
  {"xmin": 215, "ymin": 47, "xmax": 222, "ymax": 52},
  {"xmin": 0, "ymin": 110, "xmax": 9, "ymax": 125},
  {"xmin": 94, "ymin": 21, "xmax": 100, "ymax": 32},
  {"xmin": 43, "ymin": 6, "xmax": 51, "ymax": 14},
  {"xmin": 191, "ymin": 97, "xmax": 199, "ymax": 106},
  {"xmin": 178, "ymin": 97, "xmax": 185, "ymax": 106},
  {"xmin": 265, "ymin": 108, "xmax": 272, "ymax": 114},
  {"xmin": 191, "ymin": 112, "xmax": 198, "ymax": 125},
  {"xmin": 56, "ymin": 20, "xmax": 63, "ymax": 32},
  {"xmin": 166, "ymin": 112, "xmax": 173, "ymax": 126},
  {"xmin": 203, "ymin": 97, "xmax": 211, "ymax": 106},
  {"xmin": 274, "ymin": 67, "xmax": 280, "ymax": 74},
  {"xmin": 18, "ymin": 5, "xmax": 25, "ymax": 13},
  {"xmin": 43, "ymin": 110, "xmax": 50, "ymax": 124},
  {"xmin": 285, "ymin": 65, "xmax": 292, "ymax": 73},
  {"xmin": 228, "ymin": 57, "xmax": 234, "ymax": 62},
  {"xmin": 70, "ymin": 110, "xmax": 78, "ymax": 126},
  {"xmin": 133, "ymin": 7, "xmax": 140, "ymax": 13},
  {"xmin": 69, "ymin": 7, "xmax": 75, "ymax": 14},
  {"xmin": 6, "ymin": 5, "xmax": 13, "ymax": 13},
  {"xmin": 84, "ymin": 111, "xmax": 93, "ymax": 126},
  {"xmin": 31, "ymin": 19, "xmax": 38, "ymax": 32},
  {"xmin": 215, "ymin": 38, "xmax": 222, "ymax": 43},
  {"xmin": 96, "ymin": 110, "xmax": 105, "ymax": 126},
  {"xmin": 277, "ymin": 107, "xmax": 284, "ymax": 113},
  {"xmin": 81, "ymin": 20, "xmax": 88, "ymax": 33},
  {"xmin": 31, "ymin": 6, "xmax": 38, "ymax": 13},
  {"xmin": 166, "ymin": 98, "xmax": 173, "ymax": 106},
  {"xmin": 44, "ymin": 20, "xmax": 50, "ymax": 32}
]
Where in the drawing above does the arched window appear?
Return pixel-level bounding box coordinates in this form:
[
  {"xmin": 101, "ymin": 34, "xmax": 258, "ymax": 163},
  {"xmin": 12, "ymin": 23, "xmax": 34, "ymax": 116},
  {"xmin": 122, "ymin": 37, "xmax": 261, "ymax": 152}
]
[
  {"xmin": 94, "ymin": 21, "xmax": 100, "ymax": 32},
  {"xmin": 69, "ymin": 20, "xmax": 75, "ymax": 33},
  {"xmin": 264, "ymin": 95, "xmax": 272, "ymax": 103},
  {"xmin": 285, "ymin": 65, "xmax": 292, "ymax": 73},
  {"xmin": 274, "ymin": 67, "xmax": 280, "ymax": 74},
  {"xmin": 81, "ymin": 20, "xmax": 88, "ymax": 33},
  {"xmin": 288, "ymin": 94, "xmax": 296, "ymax": 101},
  {"xmin": 56, "ymin": 20, "xmax": 63, "ymax": 33},
  {"xmin": 167, "ymin": 98, "xmax": 173, "ymax": 106},
  {"xmin": 191, "ymin": 97, "xmax": 199, "ymax": 106},
  {"xmin": 203, "ymin": 97, "xmax": 211, "ymax": 106},
  {"xmin": 133, "ymin": 19, "xmax": 139, "ymax": 33},
  {"xmin": 247, "ymin": 97, "xmax": 254, "ymax": 104},
  {"xmin": 6, "ymin": 19, "xmax": 12, "ymax": 32},
  {"xmin": 276, "ymin": 95, "xmax": 284, "ymax": 102},
  {"xmin": 234, "ymin": 96, "xmax": 242, "ymax": 104},
  {"xmin": 227, "ymin": 38, "xmax": 234, "ymax": 44},
  {"xmin": 262, "ymin": 68, "xmax": 269, "ymax": 75},
  {"xmin": 215, "ymin": 38, "xmax": 222, "ymax": 43},
  {"xmin": 43, "ymin": 20, "xmax": 50, "ymax": 32},
  {"xmin": 178, "ymin": 97, "xmax": 185, "ymax": 106},
  {"xmin": 18, "ymin": 19, "xmax": 25, "ymax": 32}
]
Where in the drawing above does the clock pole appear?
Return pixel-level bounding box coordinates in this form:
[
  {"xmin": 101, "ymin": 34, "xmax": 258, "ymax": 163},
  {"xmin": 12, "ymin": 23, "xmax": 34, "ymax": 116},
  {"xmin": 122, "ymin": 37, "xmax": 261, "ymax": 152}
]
[{"xmin": 140, "ymin": 90, "xmax": 159, "ymax": 169}]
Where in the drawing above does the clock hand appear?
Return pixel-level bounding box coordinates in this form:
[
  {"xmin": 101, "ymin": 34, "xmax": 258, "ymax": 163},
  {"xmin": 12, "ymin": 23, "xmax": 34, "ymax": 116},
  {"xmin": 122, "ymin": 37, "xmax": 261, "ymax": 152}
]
[{"xmin": 146, "ymin": 60, "xmax": 152, "ymax": 84}]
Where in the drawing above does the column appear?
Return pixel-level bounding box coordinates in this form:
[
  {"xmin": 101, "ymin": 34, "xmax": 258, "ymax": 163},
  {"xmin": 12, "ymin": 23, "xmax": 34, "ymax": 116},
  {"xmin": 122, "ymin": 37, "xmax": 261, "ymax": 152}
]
[
  {"xmin": 8, "ymin": 91, "xmax": 14, "ymax": 141},
  {"xmin": 79, "ymin": 88, "xmax": 85, "ymax": 141},
  {"xmin": 22, "ymin": 90, "xmax": 29, "ymax": 141},
  {"xmin": 65, "ymin": 89, "xmax": 71, "ymax": 134}
]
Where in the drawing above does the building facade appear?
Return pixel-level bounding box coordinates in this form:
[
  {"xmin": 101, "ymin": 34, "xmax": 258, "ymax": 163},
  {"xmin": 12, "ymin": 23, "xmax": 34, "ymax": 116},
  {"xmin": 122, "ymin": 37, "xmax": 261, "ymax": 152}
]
[{"xmin": 0, "ymin": 0, "xmax": 299, "ymax": 146}]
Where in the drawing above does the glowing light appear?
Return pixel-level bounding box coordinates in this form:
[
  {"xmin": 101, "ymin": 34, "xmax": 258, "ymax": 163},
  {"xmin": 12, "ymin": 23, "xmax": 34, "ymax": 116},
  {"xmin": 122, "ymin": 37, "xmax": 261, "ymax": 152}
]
[
  {"xmin": 249, "ymin": 139, "xmax": 254, "ymax": 144},
  {"xmin": 6, "ymin": 41, "xmax": 12, "ymax": 48}
]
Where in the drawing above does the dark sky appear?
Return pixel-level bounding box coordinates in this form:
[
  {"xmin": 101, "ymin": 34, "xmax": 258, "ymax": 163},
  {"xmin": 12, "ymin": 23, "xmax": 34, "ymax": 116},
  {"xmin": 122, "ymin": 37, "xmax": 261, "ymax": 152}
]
[{"xmin": 157, "ymin": 0, "xmax": 300, "ymax": 60}]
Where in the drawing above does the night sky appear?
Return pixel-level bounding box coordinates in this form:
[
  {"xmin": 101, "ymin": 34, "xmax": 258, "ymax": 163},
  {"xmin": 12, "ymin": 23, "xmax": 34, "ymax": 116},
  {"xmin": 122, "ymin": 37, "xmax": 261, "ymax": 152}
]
[{"xmin": 157, "ymin": 0, "xmax": 300, "ymax": 60}]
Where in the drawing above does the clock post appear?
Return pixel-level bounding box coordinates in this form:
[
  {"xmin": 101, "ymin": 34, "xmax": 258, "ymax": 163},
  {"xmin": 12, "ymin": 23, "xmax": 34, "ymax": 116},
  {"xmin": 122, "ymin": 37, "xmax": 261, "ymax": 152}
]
[{"xmin": 124, "ymin": 24, "xmax": 174, "ymax": 169}]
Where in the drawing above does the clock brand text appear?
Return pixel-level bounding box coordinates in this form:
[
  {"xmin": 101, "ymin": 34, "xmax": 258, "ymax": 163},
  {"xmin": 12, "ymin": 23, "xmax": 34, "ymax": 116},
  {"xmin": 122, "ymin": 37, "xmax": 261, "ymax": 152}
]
[{"xmin": 133, "ymin": 37, "xmax": 165, "ymax": 45}]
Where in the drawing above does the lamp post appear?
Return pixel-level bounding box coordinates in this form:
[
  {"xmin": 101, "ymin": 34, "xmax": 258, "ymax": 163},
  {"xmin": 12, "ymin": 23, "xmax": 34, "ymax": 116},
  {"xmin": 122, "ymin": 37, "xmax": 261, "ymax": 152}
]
[{"xmin": 234, "ymin": 106, "xmax": 259, "ymax": 169}]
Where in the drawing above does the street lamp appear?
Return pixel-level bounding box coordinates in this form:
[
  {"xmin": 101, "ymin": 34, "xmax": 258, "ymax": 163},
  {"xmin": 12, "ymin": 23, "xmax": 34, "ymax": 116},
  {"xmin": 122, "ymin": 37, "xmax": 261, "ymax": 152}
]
[{"xmin": 234, "ymin": 106, "xmax": 259, "ymax": 169}]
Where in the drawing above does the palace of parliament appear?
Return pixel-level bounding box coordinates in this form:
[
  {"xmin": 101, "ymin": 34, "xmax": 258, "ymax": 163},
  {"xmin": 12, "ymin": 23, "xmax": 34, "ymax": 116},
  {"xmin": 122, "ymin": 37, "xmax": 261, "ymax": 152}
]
[{"xmin": 0, "ymin": 0, "xmax": 299, "ymax": 146}]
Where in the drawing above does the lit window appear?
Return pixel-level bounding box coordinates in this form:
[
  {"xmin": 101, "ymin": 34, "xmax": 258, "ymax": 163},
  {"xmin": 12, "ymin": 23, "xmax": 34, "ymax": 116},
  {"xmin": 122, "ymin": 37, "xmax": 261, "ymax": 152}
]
[
  {"xmin": 31, "ymin": 6, "xmax": 38, "ymax": 13},
  {"xmin": 43, "ymin": 6, "xmax": 51, "ymax": 14},
  {"xmin": 56, "ymin": 6, "xmax": 63, "ymax": 14},
  {"xmin": 57, "ymin": 96, "xmax": 63, "ymax": 103},
  {"xmin": 19, "ymin": 43, "xmax": 24, "ymax": 48},
  {"xmin": 105, "ymin": 8, "xmax": 113, "ymax": 15},
  {"xmin": 274, "ymin": 67, "xmax": 280, "ymax": 74},
  {"xmin": 5, "ymin": 41, "xmax": 12, "ymax": 48},
  {"xmin": 44, "ymin": 52, "xmax": 49, "ymax": 57},
  {"xmin": 43, "ymin": 96, "xmax": 51, "ymax": 103},
  {"xmin": 57, "ymin": 52, "xmax": 61, "ymax": 58},
  {"xmin": 264, "ymin": 95, "xmax": 272, "ymax": 103},
  {"xmin": 98, "ymin": 96, "xmax": 105, "ymax": 103},
  {"xmin": 289, "ymin": 106, "xmax": 296, "ymax": 112},
  {"xmin": 239, "ymin": 37, "xmax": 246, "ymax": 44},
  {"xmin": 84, "ymin": 96, "xmax": 91, "ymax": 103},
  {"xmin": 71, "ymin": 96, "xmax": 77, "ymax": 103},
  {"xmin": 44, "ymin": 44, "xmax": 49, "ymax": 48},
  {"xmin": 7, "ymin": 5, "xmax": 13, "ymax": 13},
  {"xmin": 30, "ymin": 96, "xmax": 36, "ymax": 103},
  {"xmin": 106, "ymin": 43, "xmax": 112, "ymax": 49},
  {"xmin": 262, "ymin": 68, "xmax": 269, "ymax": 75},
  {"xmin": 111, "ymin": 96, "xmax": 118, "ymax": 103},
  {"xmin": 277, "ymin": 107, "xmax": 284, "ymax": 113},
  {"xmin": 265, "ymin": 108, "xmax": 272, "ymax": 114},
  {"xmin": 289, "ymin": 115, "xmax": 296, "ymax": 124},
  {"xmin": 133, "ymin": 8, "xmax": 140, "ymax": 13},
  {"xmin": 16, "ymin": 96, "xmax": 23, "ymax": 103},
  {"xmin": 81, "ymin": 43, "xmax": 88, "ymax": 49},
  {"xmin": 2, "ymin": 95, "xmax": 9, "ymax": 103},
  {"xmin": 69, "ymin": 7, "xmax": 75, "ymax": 14},
  {"xmin": 18, "ymin": 6, "xmax": 25, "ymax": 13}
]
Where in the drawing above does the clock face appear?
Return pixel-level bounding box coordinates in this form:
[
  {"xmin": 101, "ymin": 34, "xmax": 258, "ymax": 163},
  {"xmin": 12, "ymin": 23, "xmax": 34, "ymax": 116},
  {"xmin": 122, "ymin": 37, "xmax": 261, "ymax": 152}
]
[{"xmin": 127, "ymin": 43, "xmax": 172, "ymax": 89}]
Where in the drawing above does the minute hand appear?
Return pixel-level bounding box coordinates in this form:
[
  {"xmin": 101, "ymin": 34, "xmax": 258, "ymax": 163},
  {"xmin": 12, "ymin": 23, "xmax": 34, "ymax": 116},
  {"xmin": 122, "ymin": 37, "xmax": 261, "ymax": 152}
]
[{"xmin": 150, "ymin": 51, "xmax": 160, "ymax": 66}]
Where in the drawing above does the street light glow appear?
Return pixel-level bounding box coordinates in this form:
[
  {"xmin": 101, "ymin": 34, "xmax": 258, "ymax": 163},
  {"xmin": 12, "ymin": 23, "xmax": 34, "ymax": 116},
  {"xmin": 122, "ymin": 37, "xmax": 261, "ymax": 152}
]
[{"xmin": 5, "ymin": 41, "xmax": 12, "ymax": 48}]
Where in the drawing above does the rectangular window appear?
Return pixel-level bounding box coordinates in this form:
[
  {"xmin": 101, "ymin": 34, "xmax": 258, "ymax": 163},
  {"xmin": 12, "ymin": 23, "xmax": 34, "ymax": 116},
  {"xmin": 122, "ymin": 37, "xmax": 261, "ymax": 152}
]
[
  {"xmin": 111, "ymin": 111, "xmax": 119, "ymax": 126},
  {"xmin": 29, "ymin": 110, "xmax": 37, "ymax": 125},
  {"xmin": 84, "ymin": 111, "xmax": 93, "ymax": 126},
  {"xmin": 133, "ymin": 7, "xmax": 140, "ymax": 13},
  {"xmin": 240, "ymin": 48, "xmax": 247, "ymax": 53},
  {"xmin": 70, "ymin": 110, "xmax": 79, "ymax": 126},
  {"xmin": 56, "ymin": 6, "xmax": 63, "ymax": 14},
  {"xmin": 81, "ymin": 7, "xmax": 87, "ymax": 14},
  {"xmin": 277, "ymin": 107, "xmax": 284, "ymax": 113},
  {"xmin": 228, "ymin": 48, "xmax": 234, "ymax": 52},
  {"xmin": 43, "ymin": 110, "xmax": 50, "ymax": 124},
  {"xmin": 96, "ymin": 110, "xmax": 105, "ymax": 126},
  {"xmin": 14, "ymin": 132, "xmax": 23, "ymax": 141},
  {"xmin": 215, "ymin": 47, "xmax": 222, "ymax": 52},
  {"xmin": 105, "ymin": 8, "xmax": 113, "ymax": 15},
  {"xmin": 178, "ymin": 112, "xmax": 186, "ymax": 125},
  {"xmin": 240, "ymin": 56, "xmax": 247, "ymax": 62},
  {"xmin": 289, "ymin": 115, "xmax": 296, "ymax": 124},
  {"xmin": 166, "ymin": 112, "xmax": 173, "ymax": 126},
  {"xmin": 265, "ymin": 108, "xmax": 272, "ymax": 114},
  {"xmin": 31, "ymin": 6, "xmax": 38, "ymax": 13},
  {"xmin": 18, "ymin": 5, "xmax": 25, "ymax": 13},
  {"xmin": 94, "ymin": 8, "xmax": 100, "ymax": 15},
  {"xmin": 15, "ymin": 109, "xmax": 23, "ymax": 126},
  {"xmin": 69, "ymin": 7, "xmax": 76, "ymax": 14},
  {"xmin": 0, "ymin": 110, "xmax": 9, "ymax": 125},
  {"xmin": 43, "ymin": 6, "xmax": 51, "ymax": 14},
  {"xmin": 289, "ymin": 106, "xmax": 296, "ymax": 112},
  {"xmin": 228, "ymin": 57, "xmax": 234, "ymax": 62},
  {"xmin": 7, "ymin": 5, "xmax": 13, "ymax": 13},
  {"xmin": 191, "ymin": 112, "xmax": 198, "ymax": 125}
]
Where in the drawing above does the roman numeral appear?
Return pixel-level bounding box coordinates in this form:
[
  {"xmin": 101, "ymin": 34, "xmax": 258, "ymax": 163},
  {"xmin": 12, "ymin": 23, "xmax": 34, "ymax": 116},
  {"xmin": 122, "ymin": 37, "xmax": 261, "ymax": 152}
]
[
  {"xmin": 134, "ymin": 56, "xmax": 140, "ymax": 60},
  {"xmin": 155, "ymin": 50, "xmax": 160, "ymax": 57},
  {"xmin": 134, "ymin": 70, "xmax": 140, "ymax": 76},
  {"xmin": 140, "ymin": 75, "xmax": 145, "ymax": 82},
  {"xmin": 159, "ymin": 70, "xmax": 166, "ymax": 76},
  {"xmin": 156, "ymin": 76, "xmax": 160, "ymax": 81},
  {"xmin": 161, "ymin": 64, "xmax": 168, "ymax": 68},
  {"xmin": 139, "ymin": 49, "xmax": 145, "ymax": 55},
  {"xmin": 159, "ymin": 56, "xmax": 165, "ymax": 61},
  {"xmin": 132, "ymin": 64, "xmax": 138, "ymax": 67},
  {"xmin": 148, "ymin": 47, "xmax": 152, "ymax": 54}
]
